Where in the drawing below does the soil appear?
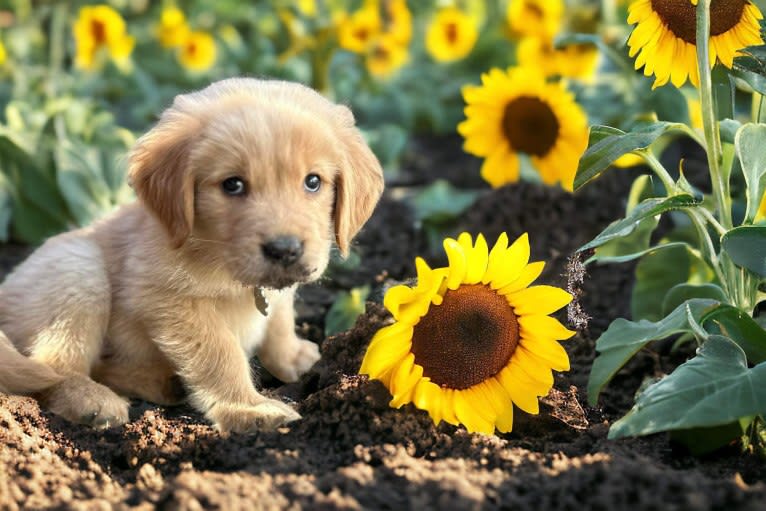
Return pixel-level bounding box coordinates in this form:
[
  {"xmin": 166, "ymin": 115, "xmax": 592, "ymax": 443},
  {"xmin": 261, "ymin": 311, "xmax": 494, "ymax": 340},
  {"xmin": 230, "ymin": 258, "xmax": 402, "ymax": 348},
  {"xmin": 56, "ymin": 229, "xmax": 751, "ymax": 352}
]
[{"xmin": 1, "ymin": 138, "xmax": 765, "ymax": 510}]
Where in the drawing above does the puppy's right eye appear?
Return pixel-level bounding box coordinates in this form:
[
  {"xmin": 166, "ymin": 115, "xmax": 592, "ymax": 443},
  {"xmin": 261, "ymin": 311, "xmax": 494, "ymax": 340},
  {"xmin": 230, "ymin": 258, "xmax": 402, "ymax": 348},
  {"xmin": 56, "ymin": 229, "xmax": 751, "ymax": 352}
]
[{"xmin": 221, "ymin": 177, "xmax": 247, "ymax": 196}]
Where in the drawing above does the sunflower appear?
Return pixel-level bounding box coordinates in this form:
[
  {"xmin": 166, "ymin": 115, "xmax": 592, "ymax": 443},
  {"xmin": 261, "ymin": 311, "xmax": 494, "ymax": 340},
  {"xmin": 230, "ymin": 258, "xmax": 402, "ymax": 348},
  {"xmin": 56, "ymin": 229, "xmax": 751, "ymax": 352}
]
[
  {"xmin": 457, "ymin": 67, "xmax": 589, "ymax": 191},
  {"xmin": 178, "ymin": 31, "xmax": 216, "ymax": 72},
  {"xmin": 425, "ymin": 7, "xmax": 479, "ymax": 62},
  {"xmin": 0, "ymin": 40, "xmax": 6, "ymax": 66},
  {"xmin": 73, "ymin": 5, "xmax": 135, "ymax": 71},
  {"xmin": 517, "ymin": 38, "xmax": 599, "ymax": 81},
  {"xmin": 360, "ymin": 233, "xmax": 574, "ymax": 435},
  {"xmin": 386, "ymin": 0, "xmax": 413, "ymax": 45},
  {"xmin": 158, "ymin": 6, "xmax": 190, "ymax": 48},
  {"xmin": 628, "ymin": 0, "xmax": 764, "ymax": 89},
  {"xmin": 337, "ymin": 2, "xmax": 382, "ymax": 53},
  {"xmin": 507, "ymin": 0, "xmax": 564, "ymax": 40},
  {"xmin": 366, "ymin": 33, "xmax": 408, "ymax": 79}
]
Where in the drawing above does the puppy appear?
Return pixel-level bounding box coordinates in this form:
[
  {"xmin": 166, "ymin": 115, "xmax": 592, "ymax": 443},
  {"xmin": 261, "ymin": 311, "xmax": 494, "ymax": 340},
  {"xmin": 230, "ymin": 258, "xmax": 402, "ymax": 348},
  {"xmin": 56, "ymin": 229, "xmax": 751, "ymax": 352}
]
[{"xmin": 0, "ymin": 78, "xmax": 384, "ymax": 433}]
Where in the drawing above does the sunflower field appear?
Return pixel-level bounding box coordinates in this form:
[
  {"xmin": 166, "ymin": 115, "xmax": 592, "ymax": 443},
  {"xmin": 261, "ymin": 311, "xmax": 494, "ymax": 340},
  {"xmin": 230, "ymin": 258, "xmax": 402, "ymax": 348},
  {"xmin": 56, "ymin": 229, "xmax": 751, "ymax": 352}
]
[{"xmin": 3, "ymin": 0, "xmax": 766, "ymax": 508}]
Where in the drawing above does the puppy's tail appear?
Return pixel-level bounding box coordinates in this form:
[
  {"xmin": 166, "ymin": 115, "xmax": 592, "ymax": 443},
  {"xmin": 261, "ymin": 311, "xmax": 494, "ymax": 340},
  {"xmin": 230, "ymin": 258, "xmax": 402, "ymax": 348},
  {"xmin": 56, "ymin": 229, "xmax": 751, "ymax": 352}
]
[{"xmin": 0, "ymin": 331, "xmax": 63, "ymax": 395}]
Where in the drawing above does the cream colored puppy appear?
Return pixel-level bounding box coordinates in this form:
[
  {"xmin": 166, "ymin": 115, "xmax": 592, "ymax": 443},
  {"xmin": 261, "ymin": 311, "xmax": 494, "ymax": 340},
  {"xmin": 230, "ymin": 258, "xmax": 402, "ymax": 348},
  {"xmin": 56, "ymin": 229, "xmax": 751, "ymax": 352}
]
[{"xmin": 0, "ymin": 78, "xmax": 383, "ymax": 433}]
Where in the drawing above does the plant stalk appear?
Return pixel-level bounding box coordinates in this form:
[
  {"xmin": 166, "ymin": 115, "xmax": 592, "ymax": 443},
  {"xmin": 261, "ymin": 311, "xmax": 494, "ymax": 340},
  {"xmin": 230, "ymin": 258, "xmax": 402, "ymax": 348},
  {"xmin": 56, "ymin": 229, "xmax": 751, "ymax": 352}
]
[
  {"xmin": 643, "ymin": 151, "xmax": 677, "ymax": 194},
  {"xmin": 696, "ymin": 0, "xmax": 731, "ymax": 230}
]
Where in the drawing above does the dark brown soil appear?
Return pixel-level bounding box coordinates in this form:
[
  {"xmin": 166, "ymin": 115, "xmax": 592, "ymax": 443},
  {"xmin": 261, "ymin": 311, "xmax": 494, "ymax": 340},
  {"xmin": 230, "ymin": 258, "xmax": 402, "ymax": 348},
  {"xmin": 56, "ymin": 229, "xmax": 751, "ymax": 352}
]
[{"xmin": 1, "ymin": 143, "xmax": 765, "ymax": 510}]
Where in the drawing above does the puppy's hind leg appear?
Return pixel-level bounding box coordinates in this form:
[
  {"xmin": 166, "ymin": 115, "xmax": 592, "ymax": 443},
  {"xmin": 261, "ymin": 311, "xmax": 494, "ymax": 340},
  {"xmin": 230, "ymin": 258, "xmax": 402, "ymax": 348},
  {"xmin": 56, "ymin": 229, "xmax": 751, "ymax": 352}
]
[{"xmin": 0, "ymin": 235, "xmax": 129, "ymax": 429}]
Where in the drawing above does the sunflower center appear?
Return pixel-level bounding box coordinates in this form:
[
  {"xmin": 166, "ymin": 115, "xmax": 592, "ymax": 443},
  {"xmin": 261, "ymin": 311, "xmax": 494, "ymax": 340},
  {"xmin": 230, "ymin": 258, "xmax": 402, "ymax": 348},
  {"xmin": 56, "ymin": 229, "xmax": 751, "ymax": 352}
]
[
  {"xmin": 410, "ymin": 284, "xmax": 520, "ymax": 390},
  {"xmin": 91, "ymin": 20, "xmax": 107, "ymax": 44},
  {"xmin": 502, "ymin": 96, "xmax": 560, "ymax": 157},
  {"xmin": 445, "ymin": 22, "xmax": 459, "ymax": 44},
  {"xmin": 650, "ymin": 0, "xmax": 746, "ymax": 45},
  {"xmin": 524, "ymin": 2, "xmax": 544, "ymax": 21}
]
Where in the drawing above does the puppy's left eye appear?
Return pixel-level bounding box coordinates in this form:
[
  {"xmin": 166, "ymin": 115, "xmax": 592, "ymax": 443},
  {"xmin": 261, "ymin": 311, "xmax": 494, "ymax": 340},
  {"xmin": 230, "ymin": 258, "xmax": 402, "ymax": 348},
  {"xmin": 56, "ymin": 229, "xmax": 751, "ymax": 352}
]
[
  {"xmin": 304, "ymin": 174, "xmax": 321, "ymax": 193},
  {"xmin": 222, "ymin": 177, "xmax": 247, "ymax": 196}
]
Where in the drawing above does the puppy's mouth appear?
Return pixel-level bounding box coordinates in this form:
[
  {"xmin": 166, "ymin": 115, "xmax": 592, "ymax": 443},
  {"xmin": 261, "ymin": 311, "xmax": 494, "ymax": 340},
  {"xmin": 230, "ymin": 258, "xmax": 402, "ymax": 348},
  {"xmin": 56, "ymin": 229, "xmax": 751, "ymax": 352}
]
[{"xmin": 234, "ymin": 262, "xmax": 317, "ymax": 290}]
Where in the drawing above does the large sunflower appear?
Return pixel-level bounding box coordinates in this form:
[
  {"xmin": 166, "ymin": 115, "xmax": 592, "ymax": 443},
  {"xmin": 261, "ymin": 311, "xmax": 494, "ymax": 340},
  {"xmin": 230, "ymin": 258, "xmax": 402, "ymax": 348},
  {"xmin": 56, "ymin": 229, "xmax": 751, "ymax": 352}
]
[
  {"xmin": 457, "ymin": 67, "xmax": 589, "ymax": 191},
  {"xmin": 360, "ymin": 233, "xmax": 574, "ymax": 435},
  {"xmin": 628, "ymin": 0, "xmax": 764, "ymax": 88}
]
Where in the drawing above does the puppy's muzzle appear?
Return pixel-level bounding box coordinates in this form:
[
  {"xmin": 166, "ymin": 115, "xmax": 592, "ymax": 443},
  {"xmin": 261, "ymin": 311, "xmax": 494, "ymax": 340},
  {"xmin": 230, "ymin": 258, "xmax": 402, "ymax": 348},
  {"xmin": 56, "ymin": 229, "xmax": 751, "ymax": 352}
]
[{"xmin": 261, "ymin": 236, "xmax": 304, "ymax": 267}]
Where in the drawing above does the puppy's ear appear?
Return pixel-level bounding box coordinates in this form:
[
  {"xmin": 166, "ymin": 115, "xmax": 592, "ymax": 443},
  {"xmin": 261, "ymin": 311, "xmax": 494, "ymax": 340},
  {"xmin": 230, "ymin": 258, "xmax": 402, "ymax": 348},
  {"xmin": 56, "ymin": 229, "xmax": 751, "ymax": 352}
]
[
  {"xmin": 334, "ymin": 106, "xmax": 384, "ymax": 257},
  {"xmin": 128, "ymin": 111, "xmax": 199, "ymax": 248}
]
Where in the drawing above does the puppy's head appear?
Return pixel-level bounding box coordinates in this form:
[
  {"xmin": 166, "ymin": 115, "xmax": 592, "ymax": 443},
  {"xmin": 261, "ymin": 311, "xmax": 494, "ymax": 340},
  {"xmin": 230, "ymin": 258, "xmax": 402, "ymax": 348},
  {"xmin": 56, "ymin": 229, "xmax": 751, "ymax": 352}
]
[{"xmin": 128, "ymin": 78, "xmax": 384, "ymax": 289}]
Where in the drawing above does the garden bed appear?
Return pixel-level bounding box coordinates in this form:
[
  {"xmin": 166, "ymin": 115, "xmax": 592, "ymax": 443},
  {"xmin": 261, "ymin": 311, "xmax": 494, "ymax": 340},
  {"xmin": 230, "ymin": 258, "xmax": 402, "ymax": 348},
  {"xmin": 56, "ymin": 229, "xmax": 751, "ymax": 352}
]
[{"xmin": 1, "ymin": 141, "xmax": 765, "ymax": 510}]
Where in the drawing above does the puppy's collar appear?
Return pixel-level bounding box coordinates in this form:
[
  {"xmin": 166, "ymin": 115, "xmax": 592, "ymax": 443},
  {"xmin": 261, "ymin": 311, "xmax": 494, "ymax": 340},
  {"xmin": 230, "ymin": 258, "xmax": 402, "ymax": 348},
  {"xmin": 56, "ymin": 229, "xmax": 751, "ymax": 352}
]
[{"xmin": 253, "ymin": 287, "xmax": 269, "ymax": 315}]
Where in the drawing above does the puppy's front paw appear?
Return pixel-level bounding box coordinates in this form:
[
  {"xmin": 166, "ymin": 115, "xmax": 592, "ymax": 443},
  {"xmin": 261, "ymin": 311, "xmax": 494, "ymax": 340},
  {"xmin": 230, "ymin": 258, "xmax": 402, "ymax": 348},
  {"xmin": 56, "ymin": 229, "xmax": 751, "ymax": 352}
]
[
  {"xmin": 208, "ymin": 399, "xmax": 301, "ymax": 434},
  {"xmin": 260, "ymin": 339, "xmax": 321, "ymax": 383},
  {"xmin": 41, "ymin": 374, "xmax": 130, "ymax": 429}
]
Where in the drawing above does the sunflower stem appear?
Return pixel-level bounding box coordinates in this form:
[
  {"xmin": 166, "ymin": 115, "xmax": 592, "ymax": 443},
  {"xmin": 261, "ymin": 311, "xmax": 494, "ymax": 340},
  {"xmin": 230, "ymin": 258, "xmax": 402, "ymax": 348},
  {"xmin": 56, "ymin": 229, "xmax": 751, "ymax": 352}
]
[
  {"xmin": 600, "ymin": 0, "xmax": 617, "ymax": 27},
  {"xmin": 695, "ymin": 0, "xmax": 731, "ymax": 230},
  {"xmin": 695, "ymin": 0, "xmax": 747, "ymax": 310},
  {"xmin": 642, "ymin": 151, "xmax": 677, "ymax": 194},
  {"xmin": 46, "ymin": 2, "xmax": 67, "ymax": 100}
]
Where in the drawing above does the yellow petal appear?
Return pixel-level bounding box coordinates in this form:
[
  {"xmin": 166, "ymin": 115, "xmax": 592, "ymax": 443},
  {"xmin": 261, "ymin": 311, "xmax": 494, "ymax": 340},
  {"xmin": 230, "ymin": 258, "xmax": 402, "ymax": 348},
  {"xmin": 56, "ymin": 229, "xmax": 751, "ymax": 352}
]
[
  {"xmin": 498, "ymin": 365, "xmax": 541, "ymax": 415},
  {"xmin": 520, "ymin": 336, "xmax": 570, "ymax": 372},
  {"xmin": 488, "ymin": 233, "xmax": 530, "ymax": 289},
  {"xmin": 453, "ymin": 389, "xmax": 494, "ymax": 434},
  {"xmin": 506, "ymin": 285, "xmax": 573, "ymax": 316},
  {"xmin": 413, "ymin": 379, "xmax": 443, "ymax": 424},
  {"xmin": 389, "ymin": 354, "xmax": 422, "ymax": 407},
  {"xmin": 497, "ymin": 261, "xmax": 545, "ymax": 295},
  {"xmin": 461, "ymin": 233, "xmax": 489, "ymax": 284},
  {"xmin": 359, "ymin": 324, "xmax": 413, "ymax": 379},
  {"xmin": 512, "ymin": 347, "xmax": 554, "ymax": 388},
  {"xmin": 518, "ymin": 314, "xmax": 576, "ymax": 341},
  {"xmin": 443, "ymin": 238, "xmax": 468, "ymax": 290}
]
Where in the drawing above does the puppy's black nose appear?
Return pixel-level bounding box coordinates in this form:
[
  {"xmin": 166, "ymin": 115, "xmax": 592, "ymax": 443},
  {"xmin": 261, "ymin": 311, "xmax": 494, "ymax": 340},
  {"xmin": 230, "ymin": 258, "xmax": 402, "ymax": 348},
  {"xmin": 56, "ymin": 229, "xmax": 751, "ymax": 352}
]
[{"xmin": 262, "ymin": 236, "xmax": 304, "ymax": 267}]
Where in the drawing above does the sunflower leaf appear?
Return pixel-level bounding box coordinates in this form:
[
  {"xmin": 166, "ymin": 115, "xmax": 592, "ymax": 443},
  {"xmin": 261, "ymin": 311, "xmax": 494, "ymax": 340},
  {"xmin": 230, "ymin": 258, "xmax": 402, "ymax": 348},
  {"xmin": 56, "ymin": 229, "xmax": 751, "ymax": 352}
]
[
  {"xmin": 324, "ymin": 286, "xmax": 370, "ymax": 337},
  {"xmin": 735, "ymin": 124, "xmax": 766, "ymax": 224},
  {"xmin": 701, "ymin": 304, "xmax": 766, "ymax": 365},
  {"xmin": 574, "ymin": 122, "xmax": 689, "ymax": 191},
  {"xmin": 587, "ymin": 298, "xmax": 719, "ymax": 406},
  {"xmin": 721, "ymin": 225, "xmax": 766, "ymax": 276},
  {"xmin": 578, "ymin": 194, "xmax": 701, "ymax": 253},
  {"xmin": 609, "ymin": 335, "xmax": 766, "ymax": 438}
]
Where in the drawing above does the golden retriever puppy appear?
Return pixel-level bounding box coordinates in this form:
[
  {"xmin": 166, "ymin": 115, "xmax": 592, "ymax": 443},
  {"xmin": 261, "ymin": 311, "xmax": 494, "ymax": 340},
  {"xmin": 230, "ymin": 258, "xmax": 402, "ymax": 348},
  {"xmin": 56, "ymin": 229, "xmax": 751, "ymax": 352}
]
[{"xmin": 0, "ymin": 78, "xmax": 383, "ymax": 432}]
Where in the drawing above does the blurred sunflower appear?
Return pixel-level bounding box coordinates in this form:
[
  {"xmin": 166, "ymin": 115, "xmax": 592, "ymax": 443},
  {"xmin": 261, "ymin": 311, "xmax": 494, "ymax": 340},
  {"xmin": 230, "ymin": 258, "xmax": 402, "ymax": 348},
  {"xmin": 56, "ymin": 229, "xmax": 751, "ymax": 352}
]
[
  {"xmin": 360, "ymin": 232, "xmax": 574, "ymax": 435},
  {"xmin": 338, "ymin": 2, "xmax": 381, "ymax": 53},
  {"xmin": 0, "ymin": 40, "xmax": 6, "ymax": 65},
  {"xmin": 628, "ymin": 0, "xmax": 764, "ymax": 88},
  {"xmin": 425, "ymin": 7, "xmax": 478, "ymax": 62},
  {"xmin": 73, "ymin": 5, "xmax": 134, "ymax": 71},
  {"xmin": 458, "ymin": 67, "xmax": 589, "ymax": 191},
  {"xmin": 158, "ymin": 6, "xmax": 190, "ymax": 48},
  {"xmin": 385, "ymin": 0, "xmax": 412, "ymax": 45},
  {"xmin": 178, "ymin": 31, "xmax": 216, "ymax": 72},
  {"xmin": 507, "ymin": 0, "xmax": 563, "ymax": 40},
  {"xmin": 366, "ymin": 33, "xmax": 408, "ymax": 78},
  {"xmin": 297, "ymin": 0, "xmax": 317, "ymax": 17},
  {"xmin": 517, "ymin": 38, "xmax": 599, "ymax": 80}
]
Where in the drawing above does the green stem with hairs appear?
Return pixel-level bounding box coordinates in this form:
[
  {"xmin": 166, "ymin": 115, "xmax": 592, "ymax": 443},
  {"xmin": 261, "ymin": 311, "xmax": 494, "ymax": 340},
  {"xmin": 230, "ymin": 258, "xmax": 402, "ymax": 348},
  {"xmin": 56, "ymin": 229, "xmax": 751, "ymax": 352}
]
[
  {"xmin": 696, "ymin": 0, "xmax": 731, "ymax": 230},
  {"xmin": 642, "ymin": 150, "xmax": 677, "ymax": 194}
]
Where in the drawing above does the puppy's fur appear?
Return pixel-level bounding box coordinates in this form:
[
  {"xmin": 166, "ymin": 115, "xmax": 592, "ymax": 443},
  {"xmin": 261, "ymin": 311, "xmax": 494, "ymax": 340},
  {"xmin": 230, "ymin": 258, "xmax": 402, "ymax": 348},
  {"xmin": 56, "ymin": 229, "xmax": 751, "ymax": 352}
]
[{"xmin": 0, "ymin": 78, "xmax": 383, "ymax": 432}]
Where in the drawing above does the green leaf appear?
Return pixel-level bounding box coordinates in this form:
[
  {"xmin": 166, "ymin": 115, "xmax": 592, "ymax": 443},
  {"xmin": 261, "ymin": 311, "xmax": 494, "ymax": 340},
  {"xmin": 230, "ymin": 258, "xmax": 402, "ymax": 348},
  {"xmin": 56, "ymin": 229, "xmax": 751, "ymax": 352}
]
[
  {"xmin": 736, "ymin": 123, "xmax": 766, "ymax": 224},
  {"xmin": 721, "ymin": 225, "xmax": 766, "ymax": 276},
  {"xmin": 662, "ymin": 283, "xmax": 728, "ymax": 316},
  {"xmin": 712, "ymin": 64, "xmax": 735, "ymax": 121},
  {"xmin": 650, "ymin": 85, "xmax": 690, "ymax": 124},
  {"xmin": 578, "ymin": 194, "xmax": 700, "ymax": 253},
  {"xmin": 408, "ymin": 179, "xmax": 479, "ymax": 224},
  {"xmin": 574, "ymin": 122, "xmax": 688, "ymax": 191},
  {"xmin": 324, "ymin": 286, "xmax": 370, "ymax": 337},
  {"xmin": 609, "ymin": 335, "xmax": 766, "ymax": 438},
  {"xmin": 632, "ymin": 243, "xmax": 694, "ymax": 321},
  {"xmin": 670, "ymin": 420, "xmax": 749, "ymax": 456},
  {"xmin": 55, "ymin": 141, "xmax": 114, "ymax": 226},
  {"xmin": 701, "ymin": 304, "xmax": 766, "ymax": 364},
  {"xmin": 587, "ymin": 298, "xmax": 719, "ymax": 406},
  {"xmin": 720, "ymin": 119, "xmax": 742, "ymax": 145}
]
